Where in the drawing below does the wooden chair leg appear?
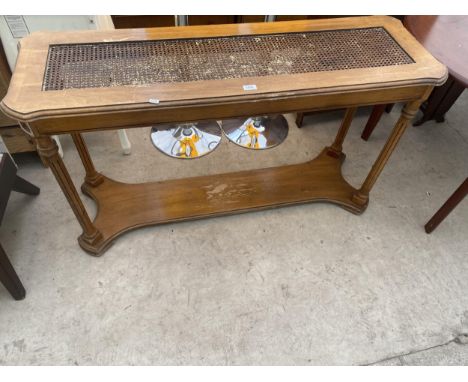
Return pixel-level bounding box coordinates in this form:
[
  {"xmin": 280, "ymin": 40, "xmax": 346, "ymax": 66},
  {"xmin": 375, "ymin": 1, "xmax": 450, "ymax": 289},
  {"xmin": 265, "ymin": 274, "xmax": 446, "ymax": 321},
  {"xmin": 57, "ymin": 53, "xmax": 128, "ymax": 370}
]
[
  {"xmin": 429, "ymin": 79, "xmax": 464, "ymax": 124},
  {"xmin": 361, "ymin": 104, "xmax": 386, "ymax": 141},
  {"xmin": 424, "ymin": 178, "xmax": 468, "ymax": 233},
  {"xmin": 329, "ymin": 107, "xmax": 357, "ymax": 154},
  {"xmin": 413, "ymin": 75, "xmax": 462, "ymax": 126},
  {"xmin": 0, "ymin": 242, "xmax": 26, "ymax": 300},
  {"xmin": 12, "ymin": 175, "xmax": 40, "ymax": 195},
  {"xmin": 295, "ymin": 112, "xmax": 305, "ymax": 128},
  {"xmin": 385, "ymin": 104, "xmax": 395, "ymax": 113}
]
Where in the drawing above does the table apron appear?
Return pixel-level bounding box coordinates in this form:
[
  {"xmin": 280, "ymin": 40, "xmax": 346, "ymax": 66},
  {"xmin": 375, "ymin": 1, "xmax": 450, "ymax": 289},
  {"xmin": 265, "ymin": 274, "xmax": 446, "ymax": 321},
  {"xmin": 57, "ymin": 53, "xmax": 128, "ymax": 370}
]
[{"xmin": 28, "ymin": 85, "xmax": 428, "ymax": 136}]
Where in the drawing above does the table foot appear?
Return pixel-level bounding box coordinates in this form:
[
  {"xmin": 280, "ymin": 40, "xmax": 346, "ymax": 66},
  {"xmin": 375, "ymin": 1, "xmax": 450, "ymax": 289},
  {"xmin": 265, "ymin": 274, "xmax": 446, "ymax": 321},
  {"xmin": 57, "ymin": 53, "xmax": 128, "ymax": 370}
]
[
  {"xmin": 351, "ymin": 192, "xmax": 369, "ymax": 208},
  {"xmin": 77, "ymin": 230, "xmax": 110, "ymax": 256}
]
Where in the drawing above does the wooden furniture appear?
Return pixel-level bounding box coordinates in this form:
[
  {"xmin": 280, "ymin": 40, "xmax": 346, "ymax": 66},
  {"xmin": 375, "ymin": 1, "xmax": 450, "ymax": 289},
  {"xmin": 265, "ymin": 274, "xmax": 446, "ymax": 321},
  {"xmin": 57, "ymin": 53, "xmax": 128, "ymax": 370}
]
[
  {"xmin": 360, "ymin": 17, "xmax": 468, "ymax": 235},
  {"xmin": 110, "ymin": 15, "xmax": 326, "ymax": 29},
  {"xmin": 0, "ymin": 17, "xmax": 446, "ymax": 256},
  {"xmin": 424, "ymin": 178, "xmax": 468, "ymax": 233},
  {"xmin": 408, "ymin": 16, "xmax": 468, "ymax": 126},
  {"xmin": 361, "ymin": 104, "xmax": 394, "ymax": 141},
  {"xmin": 361, "ymin": 16, "xmax": 468, "ymax": 140},
  {"xmin": 0, "ymin": 140, "xmax": 40, "ymax": 300},
  {"xmin": 0, "ymin": 39, "xmax": 14, "ymax": 128},
  {"xmin": 0, "ymin": 38, "xmax": 37, "ymax": 154},
  {"xmin": 113, "ymin": 16, "xmax": 350, "ymax": 130},
  {"xmin": 112, "ymin": 15, "xmax": 241, "ymax": 28},
  {"xmin": 0, "ymin": 242, "xmax": 25, "ymax": 300},
  {"xmin": 295, "ymin": 16, "xmax": 405, "ymax": 128}
]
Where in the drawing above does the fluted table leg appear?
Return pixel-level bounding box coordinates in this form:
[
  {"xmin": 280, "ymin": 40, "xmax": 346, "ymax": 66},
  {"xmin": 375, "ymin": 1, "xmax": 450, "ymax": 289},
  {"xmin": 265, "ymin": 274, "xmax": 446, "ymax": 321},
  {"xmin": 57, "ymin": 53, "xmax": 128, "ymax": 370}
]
[
  {"xmin": 328, "ymin": 107, "xmax": 357, "ymax": 155},
  {"xmin": 36, "ymin": 136, "xmax": 104, "ymax": 255},
  {"xmin": 352, "ymin": 100, "xmax": 422, "ymax": 207},
  {"xmin": 71, "ymin": 133, "xmax": 104, "ymax": 187}
]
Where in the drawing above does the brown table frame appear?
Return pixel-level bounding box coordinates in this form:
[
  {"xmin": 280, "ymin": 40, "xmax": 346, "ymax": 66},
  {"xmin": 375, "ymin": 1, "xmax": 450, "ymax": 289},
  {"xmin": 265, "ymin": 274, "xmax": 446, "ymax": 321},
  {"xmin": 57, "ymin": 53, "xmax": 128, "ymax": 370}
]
[{"xmin": 0, "ymin": 17, "xmax": 447, "ymax": 255}]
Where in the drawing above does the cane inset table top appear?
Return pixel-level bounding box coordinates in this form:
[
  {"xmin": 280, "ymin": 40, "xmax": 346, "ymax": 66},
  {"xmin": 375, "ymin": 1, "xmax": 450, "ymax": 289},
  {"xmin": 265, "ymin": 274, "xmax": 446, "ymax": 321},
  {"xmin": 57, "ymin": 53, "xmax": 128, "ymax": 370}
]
[
  {"xmin": 1, "ymin": 16, "xmax": 447, "ymax": 121},
  {"xmin": 42, "ymin": 27, "xmax": 414, "ymax": 91}
]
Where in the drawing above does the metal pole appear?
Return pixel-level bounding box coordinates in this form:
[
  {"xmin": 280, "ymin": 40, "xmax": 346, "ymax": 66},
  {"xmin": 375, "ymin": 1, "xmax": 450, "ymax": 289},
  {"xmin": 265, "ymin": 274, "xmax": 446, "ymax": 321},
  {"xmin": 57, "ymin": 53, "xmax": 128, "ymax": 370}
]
[{"xmin": 264, "ymin": 15, "xmax": 276, "ymax": 23}]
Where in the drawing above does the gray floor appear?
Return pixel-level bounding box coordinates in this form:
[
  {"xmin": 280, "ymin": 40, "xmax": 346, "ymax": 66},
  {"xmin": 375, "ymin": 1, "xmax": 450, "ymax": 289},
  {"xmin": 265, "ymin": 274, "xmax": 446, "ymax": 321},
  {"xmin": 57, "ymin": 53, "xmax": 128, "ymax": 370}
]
[{"xmin": 0, "ymin": 93, "xmax": 467, "ymax": 365}]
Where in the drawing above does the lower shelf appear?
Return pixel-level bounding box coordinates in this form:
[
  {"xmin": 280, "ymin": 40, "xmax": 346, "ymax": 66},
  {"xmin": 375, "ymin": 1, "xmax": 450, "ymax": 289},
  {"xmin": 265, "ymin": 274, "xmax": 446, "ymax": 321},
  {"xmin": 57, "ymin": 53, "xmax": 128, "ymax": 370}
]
[{"xmin": 81, "ymin": 147, "xmax": 366, "ymax": 255}]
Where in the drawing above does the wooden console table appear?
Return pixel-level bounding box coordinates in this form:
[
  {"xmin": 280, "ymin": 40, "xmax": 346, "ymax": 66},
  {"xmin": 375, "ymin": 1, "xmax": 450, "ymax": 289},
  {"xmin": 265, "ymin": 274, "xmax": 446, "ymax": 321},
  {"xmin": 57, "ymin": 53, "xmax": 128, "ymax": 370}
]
[{"xmin": 0, "ymin": 17, "xmax": 446, "ymax": 256}]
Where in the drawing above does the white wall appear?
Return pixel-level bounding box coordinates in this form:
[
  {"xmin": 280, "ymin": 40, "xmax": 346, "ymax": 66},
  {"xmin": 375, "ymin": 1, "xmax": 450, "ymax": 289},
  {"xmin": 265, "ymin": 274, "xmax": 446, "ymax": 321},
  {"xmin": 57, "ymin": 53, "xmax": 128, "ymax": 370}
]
[{"xmin": 0, "ymin": 15, "xmax": 97, "ymax": 70}]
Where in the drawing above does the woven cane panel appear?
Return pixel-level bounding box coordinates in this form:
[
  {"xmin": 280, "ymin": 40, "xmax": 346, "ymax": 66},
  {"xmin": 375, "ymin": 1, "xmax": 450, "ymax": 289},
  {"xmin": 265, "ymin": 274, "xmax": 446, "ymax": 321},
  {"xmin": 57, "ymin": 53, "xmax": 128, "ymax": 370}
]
[{"xmin": 43, "ymin": 27, "xmax": 414, "ymax": 91}]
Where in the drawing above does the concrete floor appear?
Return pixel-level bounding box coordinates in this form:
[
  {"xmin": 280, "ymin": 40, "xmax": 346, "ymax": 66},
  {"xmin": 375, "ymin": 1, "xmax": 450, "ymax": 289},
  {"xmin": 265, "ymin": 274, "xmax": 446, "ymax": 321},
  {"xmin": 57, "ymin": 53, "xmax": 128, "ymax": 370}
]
[{"xmin": 0, "ymin": 93, "xmax": 467, "ymax": 365}]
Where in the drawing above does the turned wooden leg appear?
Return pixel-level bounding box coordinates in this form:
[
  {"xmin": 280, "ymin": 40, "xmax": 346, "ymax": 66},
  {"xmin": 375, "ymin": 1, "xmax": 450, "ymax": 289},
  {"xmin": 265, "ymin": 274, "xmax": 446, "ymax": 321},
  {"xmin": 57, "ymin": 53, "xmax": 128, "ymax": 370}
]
[
  {"xmin": 352, "ymin": 100, "xmax": 422, "ymax": 206},
  {"xmin": 0, "ymin": 242, "xmax": 26, "ymax": 300},
  {"xmin": 71, "ymin": 133, "xmax": 104, "ymax": 187},
  {"xmin": 36, "ymin": 136, "xmax": 104, "ymax": 255},
  {"xmin": 329, "ymin": 107, "xmax": 357, "ymax": 154},
  {"xmin": 425, "ymin": 178, "xmax": 468, "ymax": 233}
]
